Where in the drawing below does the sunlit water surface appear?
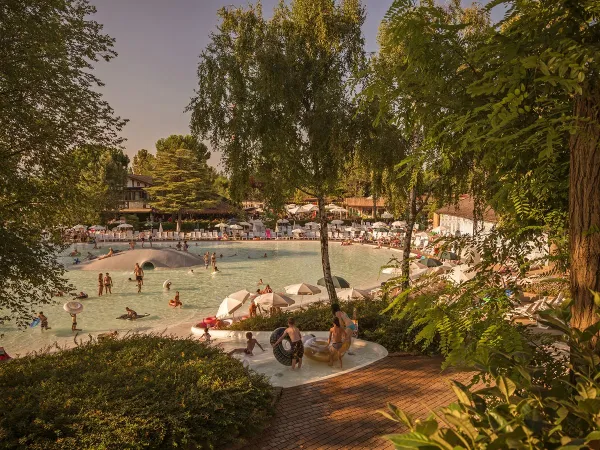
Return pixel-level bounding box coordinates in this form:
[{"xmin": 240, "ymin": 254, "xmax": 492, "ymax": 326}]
[{"xmin": 1, "ymin": 241, "xmax": 397, "ymax": 355}]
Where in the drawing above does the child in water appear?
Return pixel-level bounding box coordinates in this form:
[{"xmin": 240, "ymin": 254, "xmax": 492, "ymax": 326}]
[{"xmin": 228, "ymin": 332, "xmax": 265, "ymax": 356}]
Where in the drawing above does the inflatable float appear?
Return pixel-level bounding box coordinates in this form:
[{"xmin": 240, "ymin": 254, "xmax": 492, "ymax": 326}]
[
  {"xmin": 270, "ymin": 330, "xmax": 351, "ymax": 365},
  {"xmin": 63, "ymin": 301, "xmax": 84, "ymax": 315},
  {"xmin": 163, "ymin": 280, "xmax": 171, "ymax": 289},
  {"xmin": 303, "ymin": 334, "xmax": 350, "ymax": 362},
  {"xmin": 190, "ymin": 319, "xmax": 232, "ymax": 335},
  {"xmin": 116, "ymin": 313, "xmax": 150, "ymax": 320},
  {"xmin": 30, "ymin": 318, "xmax": 40, "ymax": 328},
  {"xmin": 74, "ymin": 293, "xmax": 88, "ymax": 299},
  {"xmin": 270, "ymin": 327, "xmax": 293, "ymax": 366}
]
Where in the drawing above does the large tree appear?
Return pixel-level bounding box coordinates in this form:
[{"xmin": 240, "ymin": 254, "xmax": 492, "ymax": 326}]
[
  {"xmin": 0, "ymin": 0, "xmax": 125, "ymax": 327},
  {"xmin": 73, "ymin": 147, "xmax": 130, "ymax": 223},
  {"xmin": 145, "ymin": 135, "xmax": 217, "ymax": 229},
  {"xmin": 131, "ymin": 149, "xmax": 155, "ymax": 176},
  {"xmin": 189, "ymin": 0, "xmax": 365, "ymax": 302}
]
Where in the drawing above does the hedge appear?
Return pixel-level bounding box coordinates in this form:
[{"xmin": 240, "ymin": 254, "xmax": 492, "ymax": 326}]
[{"xmin": 0, "ymin": 335, "xmax": 274, "ymax": 449}]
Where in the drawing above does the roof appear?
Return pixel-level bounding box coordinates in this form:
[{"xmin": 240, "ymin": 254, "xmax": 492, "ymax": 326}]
[
  {"xmin": 128, "ymin": 174, "xmax": 153, "ymax": 185},
  {"xmin": 436, "ymin": 195, "xmax": 497, "ymax": 223},
  {"xmin": 344, "ymin": 197, "xmax": 387, "ymax": 208}
]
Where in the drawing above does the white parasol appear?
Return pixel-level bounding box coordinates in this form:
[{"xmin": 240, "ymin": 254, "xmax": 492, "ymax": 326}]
[
  {"xmin": 255, "ymin": 293, "xmax": 295, "ymax": 308},
  {"xmin": 216, "ymin": 297, "xmax": 243, "ymax": 319}
]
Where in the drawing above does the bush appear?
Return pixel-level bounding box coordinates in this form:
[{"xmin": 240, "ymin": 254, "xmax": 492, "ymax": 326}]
[
  {"xmin": 230, "ymin": 299, "xmax": 440, "ymax": 354},
  {"xmin": 0, "ymin": 335, "xmax": 274, "ymax": 449},
  {"xmin": 382, "ymin": 304, "xmax": 600, "ymax": 449}
]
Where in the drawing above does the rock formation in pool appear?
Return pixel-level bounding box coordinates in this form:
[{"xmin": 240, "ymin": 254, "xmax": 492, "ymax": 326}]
[{"xmin": 73, "ymin": 248, "xmax": 204, "ymax": 271}]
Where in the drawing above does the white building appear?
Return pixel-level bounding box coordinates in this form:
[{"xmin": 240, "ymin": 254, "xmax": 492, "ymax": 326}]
[{"xmin": 433, "ymin": 195, "xmax": 496, "ymax": 236}]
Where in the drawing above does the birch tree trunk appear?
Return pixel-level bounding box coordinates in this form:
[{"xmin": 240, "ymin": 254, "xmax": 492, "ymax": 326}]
[{"xmin": 318, "ymin": 196, "xmax": 338, "ymax": 303}]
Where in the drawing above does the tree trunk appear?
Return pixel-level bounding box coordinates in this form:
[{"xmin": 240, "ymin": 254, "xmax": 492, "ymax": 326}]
[
  {"xmin": 401, "ymin": 187, "xmax": 418, "ymax": 290},
  {"xmin": 372, "ymin": 193, "xmax": 378, "ymax": 220},
  {"xmin": 569, "ymin": 86, "xmax": 600, "ymax": 331},
  {"xmin": 318, "ymin": 196, "xmax": 338, "ymax": 303},
  {"xmin": 177, "ymin": 210, "xmax": 182, "ymax": 233}
]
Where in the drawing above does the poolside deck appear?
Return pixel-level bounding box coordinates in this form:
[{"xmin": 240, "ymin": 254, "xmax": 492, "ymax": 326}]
[{"xmin": 247, "ymin": 355, "xmax": 474, "ymax": 450}]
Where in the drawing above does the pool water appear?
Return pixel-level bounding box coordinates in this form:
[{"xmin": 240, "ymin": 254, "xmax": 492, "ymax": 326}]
[{"xmin": 1, "ymin": 241, "xmax": 396, "ymax": 355}]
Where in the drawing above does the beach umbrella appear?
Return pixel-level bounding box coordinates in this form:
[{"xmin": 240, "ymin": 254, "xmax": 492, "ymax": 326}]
[
  {"xmin": 158, "ymin": 222, "xmax": 163, "ymax": 233},
  {"xmin": 300, "ymin": 204, "xmax": 318, "ymax": 213},
  {"xmin": 255, "ymin": 293, "xmax": 295, "ymax": 308},
  {"xmin": 317, "ymin": 275, "xmax": 350, "ymax": 289},
  {"xmin": 227, "ymin": 289, "xmax": 252, "ymax": 303},
  {"xmin": 72, "ymin": 224, "xmax": 87, "ymax": 230},
  {"xmin": 325, "ymin": 203, "xmax": 338, "ymax": 210},
  {"xmin": 214, "ymin": 223, "xmax": 229, "ymax": 228},
  {"xmin": 381, "ymin": 212, "xmax": 394, "ymax": 219},
  {"xmin": 392, "ymin": 221, "xmax": 406, "ymax": 228},
  {"xmin": 284, "ymin": 283, "xmax": 321, "ymax": 295},
  {"xmin": 89, "ymin": 225, "xmax": 105, "ymax": 231},
  {"xmin": 229, "ymin": 224, "xmax": 243, "ymax": 230},
  {"xmin": 277, "ymin": 219, "xmax": 290, "ymax": 224},
  {"xmin": 382, "ymin": 267, "xmax": 403, "ymax": 275},
  {"xmin": 331, "ymin": 207, "xmax": 347, "ymax": 213},
  {"xmin": 305, "ymin": 221, "xmax": 319, "ymax": 229},
  {"xmin": 216, "ymin": 297, "xmax": 243, "ymax": 319},
  {"xmin": 372, "ymin": 221, "xmax": 388, "ymax": 228},
  {"xmin": 330, "ymin": 219, "xmax": 344, "ymax": 225},
  {"xmin": 239, "ymin": 221, "xmax": 252, "ymax": 227},
  {"xmin": 421, "ymin": 257, "xmax": 443, "ymax": 267},
  {"xmin": 116, "ymin": 223, "xmax": 133, "ymax": 229},
  {"xmin": 63, "ymin": 301, "xmax": 84, "ymax": 314},
  {"xmin": 337, "ymin": 288, "xmax": 372, "ymax": 301},
  {"xmin": 410, "ymin": 261, "xmax": 428, "ymax": 271},
  {"xmin": 288, "ymin": 206, "xmax": 301, "ymax": 215},
  {"xmin": 440, "ymin": 251, "xmax": 460, "ymax": 261}
]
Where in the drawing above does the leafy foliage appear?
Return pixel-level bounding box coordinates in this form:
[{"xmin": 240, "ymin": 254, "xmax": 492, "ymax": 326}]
[
  {"xmin": 0, "ymin": 334, "xmax": 274, "ymax": 449},
  {"xmin": 131, "ymin": 148, "xmax": 156, "ymax": 175},
  {"xmin": 382, "ymin": 305, "xmax": 600, "ymax": 449},
  {"xmin": 230, "ymin": 299, "xmax": 440, "ymax": 355},
  {"xmin": 189, "ymin": 0, "xmax": 367, "ymax": 302},
  {"xmin": 145, "ymin": 135, "xmax": 219, "ymax": 223},
  {"xmin": 0, "ymin": 0, "xmax": 126, "ymax": 326}
]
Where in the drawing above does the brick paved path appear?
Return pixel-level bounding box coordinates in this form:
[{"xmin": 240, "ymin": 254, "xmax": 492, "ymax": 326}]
[{"xmin": 247, "ymin": 356, "xmax": 474, "ymax": 450}]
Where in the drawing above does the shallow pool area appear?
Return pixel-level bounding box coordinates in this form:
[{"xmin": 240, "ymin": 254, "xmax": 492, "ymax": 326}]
[
  {"xmin": 183, "ymin": 328, "xmax": 388, "ymax": 388},
  {"xmin": 1, "ymin": 241, "xmax": 397, "ymax": 355}
]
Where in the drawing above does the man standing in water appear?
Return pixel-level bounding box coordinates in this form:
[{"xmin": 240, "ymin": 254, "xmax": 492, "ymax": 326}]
[
  {"xmin": 203, "ymin": 252, "xmax": 209, "ymax": 269},
  {"xmin": 134, "ymin": 263, "xmax": 144, "ymax": 293},
  {"xmin": 211, "ymin": 252, "xmax": 217, "ymax": 268}
]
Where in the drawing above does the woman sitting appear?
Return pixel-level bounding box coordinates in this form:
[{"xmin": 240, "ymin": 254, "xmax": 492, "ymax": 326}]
[{"xmin": 98, "ymin": 247, "xmax": 114, "ymax": 260}]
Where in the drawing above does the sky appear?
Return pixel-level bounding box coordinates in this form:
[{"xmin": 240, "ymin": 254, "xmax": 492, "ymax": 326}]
[{"xmin": 91, "ymin": 0, "xmax": 502, "ymax": 168}]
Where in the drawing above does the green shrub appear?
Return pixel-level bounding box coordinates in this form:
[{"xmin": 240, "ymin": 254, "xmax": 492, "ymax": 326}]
[
  {"xmin": 0, "ymin": 334, "xmax": 273, "ymax": 449},
  {"xmin": 382, "ymin": 303, "xmax": 600, "ymax": 449},
  {"xmin": 230, "ymin": 299, "xmax": 440, "ymax": 354}
]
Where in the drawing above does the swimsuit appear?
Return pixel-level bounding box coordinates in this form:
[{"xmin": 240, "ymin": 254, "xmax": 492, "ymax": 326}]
[
  {"xmin": 244, "ymin": 349, "xmax": 252, "ymax": 355},
  {"xmin": 331, "ymin": 342, "xmax": 343, "ymax": 350},
  {"xmin": 136, "ymin": 275, "xmax": 143, "ymax": 281},
  {"xmin": 291, "ymin": 340, "xmax": 304, "ymax": 360}
]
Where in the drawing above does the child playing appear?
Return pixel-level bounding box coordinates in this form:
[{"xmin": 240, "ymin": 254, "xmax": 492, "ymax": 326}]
[
  {"xmin": 70, "ymin": 313, "xmax": 82, "ymax": 333},
  {"xmin": 229, "ymin": 332, "xmax": 265, "ymax": 356},
  {"xmin": 271, "ymin": 318, "xmax": 303, "ymax": 369},
  {"xmin": 38, "ymin": 312, "xmax": 50, "ymax": 330},
  {"xmin": 199, "ymin": 326, "xmax": 211, "ymax": 343},
  {"xmin": 328, "ymin": 317, "xmax": 346, "ymax": 368}
]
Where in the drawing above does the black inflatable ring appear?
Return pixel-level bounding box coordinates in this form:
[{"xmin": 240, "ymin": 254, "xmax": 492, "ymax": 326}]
[{"xmin": 270, "ymin": 327, "xmax": 293, "ymax": 366}]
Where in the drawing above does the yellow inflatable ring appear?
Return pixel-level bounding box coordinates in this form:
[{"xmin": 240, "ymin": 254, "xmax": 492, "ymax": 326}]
[{"xmin": 303, "ymin": 336, "xmax": 350, "ymax": 363}]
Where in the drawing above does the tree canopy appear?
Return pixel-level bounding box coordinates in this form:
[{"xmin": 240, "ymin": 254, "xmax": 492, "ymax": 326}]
[
  {"xmin": 0, "ymin": 0, "xmax": 125, "ymax": 327},
  {"xmin": 131, "ymin": 149, "xmax": 156, "ymax": 176},
  {"xmin": 145, "ymin": 135, "xmax": 218, "ymax": 226},
  {"xmin": 189, "ymin": 0, "xmax": 366, "ymax": 301}
]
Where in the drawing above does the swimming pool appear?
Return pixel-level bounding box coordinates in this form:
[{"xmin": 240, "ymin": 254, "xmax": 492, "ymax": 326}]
[{"xmin": 0, "ymin": 241, "xmax": 396, "ymax": 355}]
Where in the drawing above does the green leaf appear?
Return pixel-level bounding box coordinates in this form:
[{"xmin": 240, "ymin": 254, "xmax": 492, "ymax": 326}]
[{"xmin": 496, "ymin": 376, "xmax": 516, "ymax": 400}]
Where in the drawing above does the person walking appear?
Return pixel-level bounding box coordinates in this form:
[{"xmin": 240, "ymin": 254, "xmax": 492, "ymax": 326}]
[{"xmin": 134, "ymin": 263, "xmax": 144, "ymax": 293}]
